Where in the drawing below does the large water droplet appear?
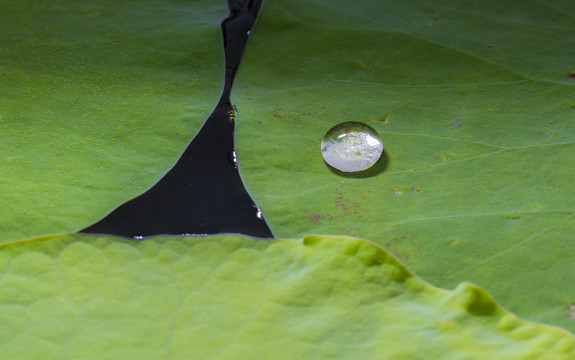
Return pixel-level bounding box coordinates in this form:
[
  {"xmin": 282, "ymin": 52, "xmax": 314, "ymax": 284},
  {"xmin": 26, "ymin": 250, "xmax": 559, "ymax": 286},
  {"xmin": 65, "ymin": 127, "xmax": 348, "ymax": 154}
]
[{"xmin": 321, "ymin": 122, "xmax": 383, "ymax": 172}]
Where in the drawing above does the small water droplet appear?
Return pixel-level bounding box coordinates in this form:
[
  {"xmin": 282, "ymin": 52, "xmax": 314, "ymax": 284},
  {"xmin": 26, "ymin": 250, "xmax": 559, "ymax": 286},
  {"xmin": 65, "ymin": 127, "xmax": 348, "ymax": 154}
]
[
  {"xmin": 252, "ymin": 204, "xmax": 264, "ymax": 220},
  {"xmin": 246, "ymin": 30, "xmax": 251, "ymax": 36},
  {"xmin": 321, "ymin": 122, "xmax": 383, "ymax": 172},
  {"xmin": 133, "ymin": 234, "xmax": 143, "ymax": 240},
  {"xmin": 228, "ymin": 150, "xmax": 238, "ymax": 168}
]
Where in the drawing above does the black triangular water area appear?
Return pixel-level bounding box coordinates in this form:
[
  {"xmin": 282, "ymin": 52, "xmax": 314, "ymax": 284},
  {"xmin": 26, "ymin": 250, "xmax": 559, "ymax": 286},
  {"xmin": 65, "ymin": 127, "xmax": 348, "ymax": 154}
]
[
  {"xmin": 80, "ymin": 0, "xmax": 273, "ymax": 239},
  {"xmin": 80, "ymin": 105, "xmax": 272, "ymax": 238}
]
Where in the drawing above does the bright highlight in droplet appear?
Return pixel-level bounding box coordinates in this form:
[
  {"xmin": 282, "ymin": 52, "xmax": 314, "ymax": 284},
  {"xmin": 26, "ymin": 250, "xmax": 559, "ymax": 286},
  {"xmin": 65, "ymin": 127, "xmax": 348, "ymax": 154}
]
[{"xmin": 321, "ymin": 122, "xmax": 383, "ymax": 172}]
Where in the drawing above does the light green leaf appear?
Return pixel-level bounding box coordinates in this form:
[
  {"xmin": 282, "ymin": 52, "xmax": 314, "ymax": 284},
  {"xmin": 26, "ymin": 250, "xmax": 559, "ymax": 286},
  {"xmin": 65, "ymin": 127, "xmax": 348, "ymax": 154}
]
[
  {"xmin": 0, "ymin": 0, "xmax": 226, "ymax": 242},
  {"xmin": 1, "ymin": 234, "xmax": 574, "ymax": 359},
  {"xmin": 234, "ymin": 0, "xmax": 575, "ymax": 331}
]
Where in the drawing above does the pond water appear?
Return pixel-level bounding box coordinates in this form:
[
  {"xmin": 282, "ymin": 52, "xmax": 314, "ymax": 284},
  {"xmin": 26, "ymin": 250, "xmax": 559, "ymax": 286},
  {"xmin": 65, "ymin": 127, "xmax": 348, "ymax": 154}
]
[{"xmin": 80, "ymin": 0, "xmax": 273, "ymax": 239}]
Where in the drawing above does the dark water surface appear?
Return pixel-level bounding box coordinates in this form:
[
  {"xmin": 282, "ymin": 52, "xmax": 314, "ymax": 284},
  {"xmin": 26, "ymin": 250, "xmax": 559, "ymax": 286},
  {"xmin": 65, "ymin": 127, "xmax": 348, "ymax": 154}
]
[{"xmin": 80, "ymin": 0, "xmax": 273, "ymax": 239}]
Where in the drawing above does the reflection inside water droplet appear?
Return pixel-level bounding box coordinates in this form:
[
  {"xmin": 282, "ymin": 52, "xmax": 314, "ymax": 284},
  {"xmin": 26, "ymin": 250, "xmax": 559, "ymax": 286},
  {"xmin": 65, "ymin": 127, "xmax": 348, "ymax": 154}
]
[{"xmin": 321, "ymin": 122, "xmax": 383, "ymax": 172}]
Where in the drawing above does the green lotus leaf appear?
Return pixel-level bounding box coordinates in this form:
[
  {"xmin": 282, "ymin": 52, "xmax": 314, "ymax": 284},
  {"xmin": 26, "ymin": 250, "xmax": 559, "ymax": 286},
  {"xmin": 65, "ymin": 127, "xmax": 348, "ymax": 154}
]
[
  {"xmin": 0, "ymin": 0, "xmax": 226, "ymax": 242},
  {"xmin": 234, "ymin": 0, "xmax": 575, "ymax": 331},
  {"xmin": 0, "ymin": 233, "xmax": 574, "ymax": 359}
]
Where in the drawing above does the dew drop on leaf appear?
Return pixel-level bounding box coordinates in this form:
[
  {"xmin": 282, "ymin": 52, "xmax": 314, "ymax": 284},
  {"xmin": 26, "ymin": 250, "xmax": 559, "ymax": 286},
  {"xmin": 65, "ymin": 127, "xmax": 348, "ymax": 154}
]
[{"xmin": 321, "ymin": 122, "xmax": 383, "ymax": 172}]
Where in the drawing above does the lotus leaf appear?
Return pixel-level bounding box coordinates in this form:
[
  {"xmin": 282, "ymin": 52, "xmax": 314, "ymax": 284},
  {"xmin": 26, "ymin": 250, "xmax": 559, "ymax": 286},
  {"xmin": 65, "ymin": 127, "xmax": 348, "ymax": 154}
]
[
  {"xmin": 1, "ymin": 234, "xmax": 574, "ymax": 359},
  {"xmin": 234, "ymin": 0, "xmax": 575, "ymax": 331},
  {"xmin": 0, "ymin": 0, "xmax": 226, "ymax": 241},
  {"xmin": 2, "ymin": 0, "xmax": 575, "ymax": 350}
]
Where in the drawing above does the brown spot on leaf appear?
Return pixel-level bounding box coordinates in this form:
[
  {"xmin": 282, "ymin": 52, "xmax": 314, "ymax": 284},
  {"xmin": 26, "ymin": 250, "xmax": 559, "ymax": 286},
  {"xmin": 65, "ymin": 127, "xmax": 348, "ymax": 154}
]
[
  {"xmin": 424, "ymin": 8, "xmax": 440, "ymax": 21},
  {"xmin": 335, "ymin": 191, "xmax": 362, "ymax": 218},
  {"xmin": 309, "ymin": 214, "xmax": 323, "ymax": 224},
  {"xmin": 384, "ymin": 230, "xmax": 422, "ymax": 264},
  {"xmin": 565, "ymin": 72, "xmax": 575, "ymax": 79},
  {"xmin": 506, "ymin": 216, "xmax": 521, "ymax": 220},
  {"xmin": 367, "ymin": 115, "xmax": 391, "ymax": 124},
  {"xmin": 272, "ymin": 108, "xmax": 286, "ymax": 119},
  {"xmin": 338, "ymin": 226, "xmax": 359, "ymax": 237}
]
